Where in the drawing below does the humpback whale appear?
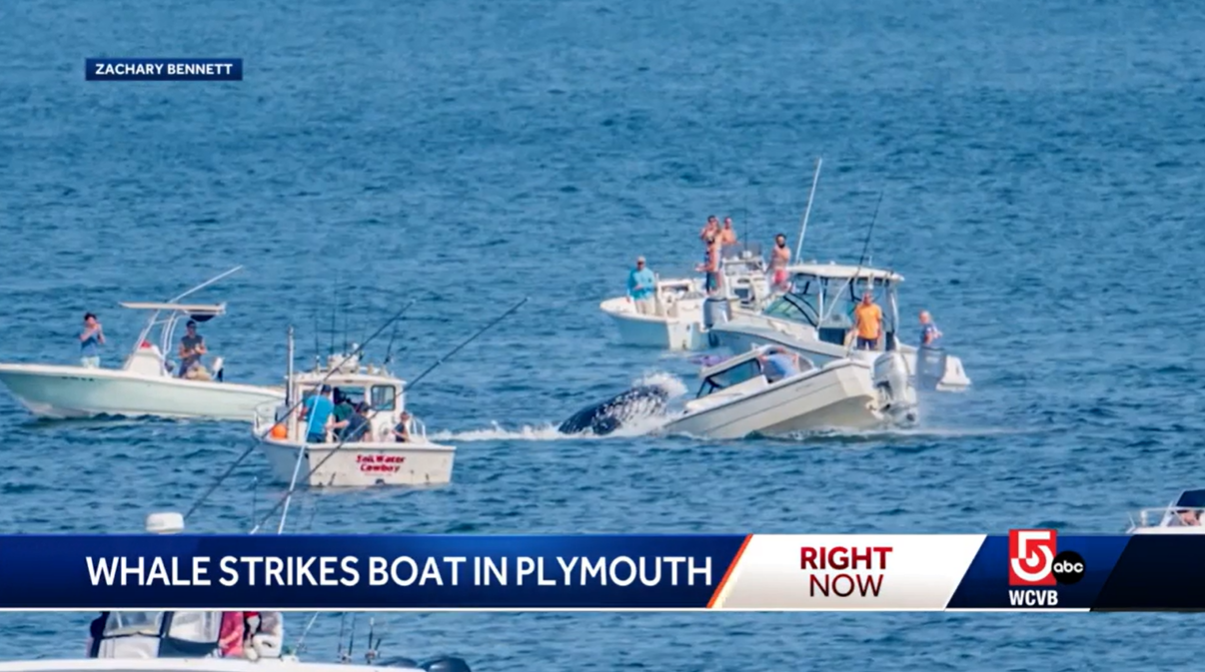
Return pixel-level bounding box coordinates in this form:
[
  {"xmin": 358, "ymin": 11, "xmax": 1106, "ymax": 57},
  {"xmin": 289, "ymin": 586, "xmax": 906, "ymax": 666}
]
[{"xmin": 557, "ymin": 384, "xmax": 671, "ymax": 436}]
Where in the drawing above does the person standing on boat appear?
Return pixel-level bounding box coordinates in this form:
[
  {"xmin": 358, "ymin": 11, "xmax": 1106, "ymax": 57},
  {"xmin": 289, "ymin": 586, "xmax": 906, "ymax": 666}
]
[
  {"xmin": 720, "ymin": 217, "xmax": 738, "ymax": 246},
  {"xmin": 178, "ymin": 320, "xmax": 207, "ymax": 378},
  {"xmin": 79, "ymin": 312, "xmax": 105, "ymax": 368},
  {"xmin": 301, "ymin": 385, "xmax": 335, "ymax": 443},
  {"xmin": 770, "ymin": 233, "xmax": 791, "ymax": 291},
  {"xmin": 393, "ymin": 410, "xmax": 413, "ymax": 442},
  {"xmin": 627, "ymin": 256, "xmax": 657, "ymax": 315},
  {"xmin": 852, "ymin": 292, "xmax": 883, "ymax": 350},
  {"xmin": 919, "ymin": 311, "xmax": 943, "ymax": 347},
  {"xmin": 699, "ymin": 215, "xmax": 719, "ymax": 241},
  {"xmin": 697, "ymin": 231, "xmax": 723, "ymax": 293}
]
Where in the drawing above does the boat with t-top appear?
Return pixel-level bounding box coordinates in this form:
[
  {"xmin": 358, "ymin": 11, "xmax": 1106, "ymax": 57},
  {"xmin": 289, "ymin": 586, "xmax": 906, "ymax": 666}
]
[
  {"xmin": 706, "ymin": 261, "xmax": 971, "ymax": 393},
  {"xmin": 0, "ymin": 266, "xmax": 284, "ymax": 420}
]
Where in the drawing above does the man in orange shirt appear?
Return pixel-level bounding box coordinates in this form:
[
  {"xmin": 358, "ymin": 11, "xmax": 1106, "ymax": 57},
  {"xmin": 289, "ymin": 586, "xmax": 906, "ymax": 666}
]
[{"xmin": 853, "ymin": 291, "xmax": 882, "ymax": 350}]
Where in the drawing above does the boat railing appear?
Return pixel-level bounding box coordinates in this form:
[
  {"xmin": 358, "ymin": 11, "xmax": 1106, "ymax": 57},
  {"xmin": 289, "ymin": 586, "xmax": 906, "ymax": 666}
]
[{"xmin": 1130, "ymin": 506, "xmax": 1205, "ymax": 529}]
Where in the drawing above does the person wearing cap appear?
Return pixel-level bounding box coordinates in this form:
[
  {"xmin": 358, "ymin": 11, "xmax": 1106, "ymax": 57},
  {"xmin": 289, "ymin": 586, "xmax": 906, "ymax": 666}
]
[
  {"xmin": 919, "ymin": 310, "xmax": 942, "ymax": 347},
  {"xmin": 178, "ymin": 319, "xmax": 207, "ymax": 378},
  {"xmin": 627, "ymin": 256, "xmax": 657, "ymax": 315},
  {"xmin": 301, "ymin": 385, "xmax": 335, "ymax": 443}
]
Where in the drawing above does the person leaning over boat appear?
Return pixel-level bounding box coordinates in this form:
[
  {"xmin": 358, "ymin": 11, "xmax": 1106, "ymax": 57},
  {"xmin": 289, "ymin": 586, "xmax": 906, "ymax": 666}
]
[
  {"xmin": 757, "ymin": 346, "xmax": 801, "ymax": 383},
  {"xmin": 79, "ymin": 312, "xmax": 105, "ymax": 368},
  {"xmin": 300, "ymin": 385, "xmax": 335, "ymax": 443},
  {"xmin": 852, "ymin": 292, "xmax": 883, "ymax": 350},
  {"xmin": 919, "ymin": 310, "xmax": 942, "ymax": 347},
  {"xmin": 627, "ymin": 256, "xmax": 657, "ymax": 315},
  {"xmin": 177, "ymin": 320, "xmax": 208, "ymax": 378},
  {"xmin": 339, "ymin": 402, "xmax": 372, "ymax": 442}
]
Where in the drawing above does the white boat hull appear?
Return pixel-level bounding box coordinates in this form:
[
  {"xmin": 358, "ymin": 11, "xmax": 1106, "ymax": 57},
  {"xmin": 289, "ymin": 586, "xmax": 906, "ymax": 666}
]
[
  {"xmin": 600, "ymin": 297, "xmax": 709, "ymax": 350},
  {"xmin": 258, "ymin": 437, "xmax": 455, "ymax": 487},
  {"xmin": 661, "ymin": 360, "xmax": 891, "ymax": 439},
  {"xmin": 0, "ymin": 363, "xmax": 284, "ymax": 421}
]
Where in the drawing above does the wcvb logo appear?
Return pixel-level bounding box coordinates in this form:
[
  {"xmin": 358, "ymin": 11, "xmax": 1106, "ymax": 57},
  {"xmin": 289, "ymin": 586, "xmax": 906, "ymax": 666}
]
[{"xmin": 1008, "ymin": 529, "xmax": 1085, "ymax": 586}]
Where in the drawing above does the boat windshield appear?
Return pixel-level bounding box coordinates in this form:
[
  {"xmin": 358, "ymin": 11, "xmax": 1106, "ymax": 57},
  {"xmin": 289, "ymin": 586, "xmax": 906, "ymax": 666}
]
[
  {"xmin": 762, "ymin": 294, "xmax": 820, "ymax": 327},
  {"xmin": 103, "ymin": 611, "xmax": 164, "ymax": 637},
  {"xmin": 697, "ymin": 359, "xmax": 763, "ymax": 398}
]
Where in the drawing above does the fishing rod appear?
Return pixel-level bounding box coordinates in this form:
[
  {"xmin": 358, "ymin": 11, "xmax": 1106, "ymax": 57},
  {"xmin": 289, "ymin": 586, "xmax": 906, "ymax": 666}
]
[
  {"xmin": 794, "ymin": 158, "xmax": 823, "ymax": 263},
  {"xmin": 182, "ymin": 300, "xmax": 417, "ymax": 520},
  {"xmin": 818, "ymin": 188, "xmax": 885, "ymax": 329},
  {"xmin": 250, "ymin": 296, "xmax": 530, "ymax": 534}
]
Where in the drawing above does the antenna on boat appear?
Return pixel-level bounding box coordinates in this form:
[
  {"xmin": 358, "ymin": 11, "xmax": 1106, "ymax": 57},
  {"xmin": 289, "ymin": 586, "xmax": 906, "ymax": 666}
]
[
  {"xmin": 312, "ymin": 308, "xmax": 321, "ymax": 367},
  {"xmin": 794, "ymin": 158, "xmax": 823, "ymax": 263},
  {"xmin": 183, "ymin": 300, "xmax": 417, "ymax": 521},
  {"xmin": 347, "ymin": 614, "xmax": 359, "ymax": 663},
  {"xmin": 337, "ymin": 613, "xmax": 349, "ymax": 662},
  {"xmin": 249, "ymin": 297, "xmax": 530, "ymax": 534}
]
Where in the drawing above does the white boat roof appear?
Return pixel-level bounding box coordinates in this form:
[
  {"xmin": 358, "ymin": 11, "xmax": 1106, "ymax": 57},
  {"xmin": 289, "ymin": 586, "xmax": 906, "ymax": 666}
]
[
  {"xmin": 119, "ymin": 302, "xmax": 227, "ymax": 315},
  {"xmin": 787, "ymin": 262, "xmax": 904, "ymax": 283},
  {"xmin": 293, "ymin": 369, "xmax": 404, "ymax": 387}
]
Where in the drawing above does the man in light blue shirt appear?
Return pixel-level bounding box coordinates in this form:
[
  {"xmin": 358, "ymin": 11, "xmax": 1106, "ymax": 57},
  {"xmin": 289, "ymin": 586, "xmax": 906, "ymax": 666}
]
[
  {"xmin": 301, "ymin": 385, "xmax": 335, "ymax": 443},
  {"xmin": 627, "ymin": 256, "xmax": 657, "ymax": 315},
  {"xmin": 758, "ymin": 346, "xmax": 801, "ymax": 383},
  {"xmin": 79, "ymin": 312, "xmax": 105, "ymax": 368}
]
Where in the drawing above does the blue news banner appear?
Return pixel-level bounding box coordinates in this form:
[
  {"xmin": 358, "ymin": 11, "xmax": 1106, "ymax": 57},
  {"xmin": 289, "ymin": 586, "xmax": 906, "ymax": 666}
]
[
  {"xmin": 0, "ymin": 534, "xmax": 1201, "ymax": 610},
  {"xmin": 86, "ymin": 58, "xmax": 242, "ymax": 81},
  {"xmin": 0, "ymin": 535, "xmax": 743, "ymax": 609}
]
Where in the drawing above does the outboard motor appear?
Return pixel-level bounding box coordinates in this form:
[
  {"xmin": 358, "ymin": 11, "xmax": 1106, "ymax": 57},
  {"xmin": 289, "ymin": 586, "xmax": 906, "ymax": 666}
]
[
  {"xmin": 915, "ymin": 346, "xmax": 948, "ymax": 392},
  {"xmin": 420, "ymin": 656, "xmax": 473, "ymax": 672},
  {"xmin": 872, "ymin": 351, "xmax": 918, "ymax": 424},
  {"xmin": 702, "ymin": 296, "xmax": 731, "ymax": 330}
]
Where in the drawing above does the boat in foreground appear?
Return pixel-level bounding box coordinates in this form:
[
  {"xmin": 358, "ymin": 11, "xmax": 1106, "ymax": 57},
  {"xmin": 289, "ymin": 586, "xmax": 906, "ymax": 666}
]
[
  {"xmin": 254, "ymin": 349, "xmax": 455, "ymax": 488},
  {"xmin": 660, "ymin": 345, "xmax": 916, "ymax": 438},
  {"xmin": 599, "ymin": 244, "xmax": 774, "ymax": 351},
  {"xmin": 1128, "ymin": 489, "xmax": 1205, "ymax": 534},
  {"xmin": 0, "ymin": 267, "xmax": 284, "ymax": 421},
  {"xmin": 559, "ymin": 345, "xmax": 916, "ymax": 439},
  {"xmin": 708, "ymin": 262, "xmax": 971, "ymax": 393}
]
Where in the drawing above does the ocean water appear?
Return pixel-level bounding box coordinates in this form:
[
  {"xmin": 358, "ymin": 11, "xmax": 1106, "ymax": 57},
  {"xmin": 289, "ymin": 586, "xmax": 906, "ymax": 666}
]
[{"xmin": 2, "ymin": 0, "xmax": 1204, "ymax": 668}]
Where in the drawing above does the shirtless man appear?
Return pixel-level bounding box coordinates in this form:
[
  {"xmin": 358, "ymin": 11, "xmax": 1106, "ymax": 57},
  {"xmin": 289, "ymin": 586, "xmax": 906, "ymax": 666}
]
[
  {"xmin": 720, "ymin": 217, "xmax": 738, "ymax": 246},
  {"xmin": 770, "ymin": 233, "xmax": 791, "ymax": 290}
]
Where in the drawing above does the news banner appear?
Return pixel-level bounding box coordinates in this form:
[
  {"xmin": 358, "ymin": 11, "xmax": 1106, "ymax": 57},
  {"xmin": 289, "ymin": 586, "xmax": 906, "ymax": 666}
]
[{"xmin": 1, "ymin": 531, "xmax": 1202, "ymax": 611}]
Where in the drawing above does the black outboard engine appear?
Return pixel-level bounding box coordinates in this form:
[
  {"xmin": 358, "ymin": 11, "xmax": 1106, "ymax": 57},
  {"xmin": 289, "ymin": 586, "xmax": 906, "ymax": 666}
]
[
  {"xmin": 558, "ymin": 385, "xmax": 671, "ymax": 436},
  {"xmin": 915, "ymin": 346, "xmax": 948, "ymax": 392}
]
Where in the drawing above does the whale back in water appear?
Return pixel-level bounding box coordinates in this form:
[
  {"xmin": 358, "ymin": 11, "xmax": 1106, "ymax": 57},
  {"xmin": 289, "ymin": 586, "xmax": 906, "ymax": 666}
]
[{"xmin": 558, "ymin": 385, "xmax": 671, "ymax": 436}]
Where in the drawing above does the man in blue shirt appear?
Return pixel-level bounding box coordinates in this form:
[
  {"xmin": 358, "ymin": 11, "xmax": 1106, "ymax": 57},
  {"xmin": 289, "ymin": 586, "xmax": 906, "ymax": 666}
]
[
  {"xmin": 919, "ymin": 311, "xmax": 943, "ymax": 347},
  {"xmin": 79, "ymin": 312, "xmax": 105, "ymax": 368},
  {"xmin": 627, "ymin": 256, "xmax": 657, "ymax": 315},
  {"xmin": 301, "ymin": 385, "xmax": 335, "ymax": 443},
  {"xmin": 758, "ymin": 346, "xmax": 802, "ymax": 383}
]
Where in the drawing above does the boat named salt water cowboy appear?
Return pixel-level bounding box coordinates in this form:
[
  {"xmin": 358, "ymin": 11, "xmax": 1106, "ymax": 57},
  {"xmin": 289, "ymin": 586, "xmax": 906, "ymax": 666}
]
[
  {"xmin": 254, "ymin": 347, "xmax": 455, "ymax": 488},
  {"xmin": 599, "ymin": 243, "xmax": 775, "ymax": 351},
  {"xmin": 0, "ymin": 266, "xmax": 285, "ymax": 420},
  {"xmin": 706, "ymin": 261, "xmax": 972, "ymax": 393},
  {"xmin": 1128, "ymin": 489, "xmax": 1205, "ymax": 534}
]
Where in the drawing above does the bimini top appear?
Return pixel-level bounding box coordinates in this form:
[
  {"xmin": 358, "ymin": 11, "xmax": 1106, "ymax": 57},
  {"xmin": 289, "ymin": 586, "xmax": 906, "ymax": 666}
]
[
  {"xmin": 787, "ymin": 262, "xmax": 904, "ymax": 284},
  {"xmin": 119, "ymin": 302, "xmax": 227, "ymax": 317},
  {"xmin": 1174, "ymin": 489, "xmax": 1205, "ymax": 508}
]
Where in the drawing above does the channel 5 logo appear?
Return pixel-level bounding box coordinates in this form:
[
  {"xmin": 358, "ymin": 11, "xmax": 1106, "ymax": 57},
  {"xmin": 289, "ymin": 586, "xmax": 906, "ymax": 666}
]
[{"xmin": 1008, "ymin": 529, "xmax": 1086, "ymax": 586}]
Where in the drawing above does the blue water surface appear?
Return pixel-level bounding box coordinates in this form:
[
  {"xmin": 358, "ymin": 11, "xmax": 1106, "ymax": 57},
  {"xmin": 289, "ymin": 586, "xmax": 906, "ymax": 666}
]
[{"xmin": 2, "ymin": 0, "xmax": 1204, "ymax": 668}]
